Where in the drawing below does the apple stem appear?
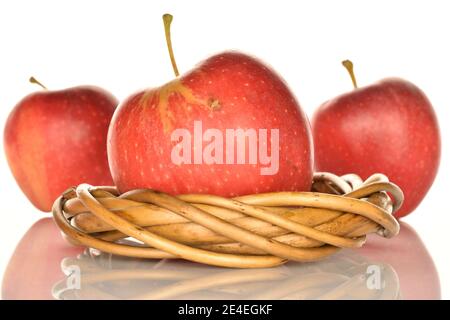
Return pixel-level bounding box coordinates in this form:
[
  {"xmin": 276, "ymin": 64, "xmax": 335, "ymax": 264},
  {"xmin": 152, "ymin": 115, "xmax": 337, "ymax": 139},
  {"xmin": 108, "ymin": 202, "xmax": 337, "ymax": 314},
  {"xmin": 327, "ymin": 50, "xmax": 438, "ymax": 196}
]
[
  {"xmin": 163, "ymin": 14, "xmax": 180, "ymax": 77},
  {"xmin": 342, "ymin": 60, "xmax": 358, "ymax": 89},
  {"xmin": 29, "ymin": 76, "xmax": 47, "ymax": 90}
]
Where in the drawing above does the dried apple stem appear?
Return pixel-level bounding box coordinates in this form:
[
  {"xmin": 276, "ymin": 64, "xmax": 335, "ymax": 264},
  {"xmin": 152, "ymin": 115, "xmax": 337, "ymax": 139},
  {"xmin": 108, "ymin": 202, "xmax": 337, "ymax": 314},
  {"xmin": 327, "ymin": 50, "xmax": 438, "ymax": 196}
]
[
  {"xmin": 29, "ymin": 76, "xmax": 47, "ymax": 90},
  {"xmin": 163, "ymin": 14, "xmax": 180, "ymax": 77},
  {"xmin": 342, "ymin": 60, "xmax": 358, "ymax": 89}
]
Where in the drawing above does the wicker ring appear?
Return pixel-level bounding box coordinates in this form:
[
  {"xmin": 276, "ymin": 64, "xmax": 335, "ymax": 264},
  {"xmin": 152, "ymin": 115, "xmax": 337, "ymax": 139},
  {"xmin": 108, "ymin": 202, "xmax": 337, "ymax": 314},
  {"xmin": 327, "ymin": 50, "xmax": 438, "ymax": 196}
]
[{"xmin": 52, "ymin": 172, "xmax": 402, "ymax": 268}]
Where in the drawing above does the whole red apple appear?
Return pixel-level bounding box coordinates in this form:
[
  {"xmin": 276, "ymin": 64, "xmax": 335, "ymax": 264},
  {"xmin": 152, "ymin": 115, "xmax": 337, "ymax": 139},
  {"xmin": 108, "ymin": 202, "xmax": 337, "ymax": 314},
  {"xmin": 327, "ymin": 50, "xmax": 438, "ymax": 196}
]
[
  {"xmin": 312, "ymin": 61, "xmax": 440, "ymax": 218},
  {"xmin": 4, "ymin": 80, "xmax": 118, "ymax": 211},
  {"xmin": 108, "ymin": 15, "xmax": 313, "ymax": 196}
]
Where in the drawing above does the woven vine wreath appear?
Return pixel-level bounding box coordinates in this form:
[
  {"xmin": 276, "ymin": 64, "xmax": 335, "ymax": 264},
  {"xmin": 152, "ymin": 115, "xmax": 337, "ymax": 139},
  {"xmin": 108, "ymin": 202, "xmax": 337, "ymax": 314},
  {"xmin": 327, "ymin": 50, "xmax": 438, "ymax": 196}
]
[{"xmin": 52, "ymin": 172, "xmax": 403, "ymax": 268}]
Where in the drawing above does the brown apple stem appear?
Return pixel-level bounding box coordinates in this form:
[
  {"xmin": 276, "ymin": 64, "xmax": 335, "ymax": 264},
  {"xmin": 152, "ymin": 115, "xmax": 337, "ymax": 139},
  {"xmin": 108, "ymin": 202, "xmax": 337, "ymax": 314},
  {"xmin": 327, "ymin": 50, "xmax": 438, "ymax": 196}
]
[
  {"xmin": 342, "ymin": 60, "xmax": 358, "ymax": 89},
  {"xmin": 163, "ymin": 14, "xmax": 180, "ymax": 77},
  {"xmin": 29, "ymin": 76, "xmax": 47, "ymax": 90}
]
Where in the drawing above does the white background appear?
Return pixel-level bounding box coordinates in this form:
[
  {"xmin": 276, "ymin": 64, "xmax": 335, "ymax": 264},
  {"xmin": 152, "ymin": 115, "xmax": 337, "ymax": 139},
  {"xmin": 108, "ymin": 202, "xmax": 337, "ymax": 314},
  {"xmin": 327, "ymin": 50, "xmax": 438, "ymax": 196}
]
[{"xmin": 0, "ymin": 0, "xmax": 449, "ymax": 299}]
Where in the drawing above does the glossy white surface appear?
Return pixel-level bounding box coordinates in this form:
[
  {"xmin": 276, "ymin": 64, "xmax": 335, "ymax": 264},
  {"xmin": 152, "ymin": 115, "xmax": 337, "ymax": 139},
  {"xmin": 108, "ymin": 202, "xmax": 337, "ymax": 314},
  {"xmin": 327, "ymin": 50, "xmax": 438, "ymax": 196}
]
[{"xmin": 1, "ymin": 218, "xmax": 441, "ymax": 299}]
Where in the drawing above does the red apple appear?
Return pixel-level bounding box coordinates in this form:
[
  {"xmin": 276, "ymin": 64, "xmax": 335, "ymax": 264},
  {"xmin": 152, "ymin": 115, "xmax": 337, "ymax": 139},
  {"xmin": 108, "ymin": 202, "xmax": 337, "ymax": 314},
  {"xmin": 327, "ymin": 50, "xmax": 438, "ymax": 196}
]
[
  {"xmin": 2, "ymin": 218, "xmax": 84, "ymax": 299},
  {"xmin": 4, "ymin": 80, "xmax": 118, "ymax": 211},
  {"xmin": 312, "ymin": 61, "xmax": 440, "ymax": 218},
  {"xmin": 107, "ymin": 15, "xmax": 313, "ymax": 196}
]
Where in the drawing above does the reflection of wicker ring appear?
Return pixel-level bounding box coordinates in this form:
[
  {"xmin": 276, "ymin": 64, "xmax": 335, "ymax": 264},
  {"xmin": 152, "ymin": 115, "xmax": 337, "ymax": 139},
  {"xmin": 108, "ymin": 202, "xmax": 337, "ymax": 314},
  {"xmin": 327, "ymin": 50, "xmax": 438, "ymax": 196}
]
[
  {"xmin": 52, "ymin": 172, "xmax": 402, "ymax": 268},
  {"xmin": 52, "ymin": 251, "xmax": 401, "ymax": 300}
]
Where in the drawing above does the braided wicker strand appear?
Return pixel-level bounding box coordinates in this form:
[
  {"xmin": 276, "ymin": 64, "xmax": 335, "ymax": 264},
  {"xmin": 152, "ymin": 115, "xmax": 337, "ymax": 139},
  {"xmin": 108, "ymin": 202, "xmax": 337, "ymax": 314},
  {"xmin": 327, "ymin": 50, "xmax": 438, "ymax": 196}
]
[{"xmin": 52, "ymin": 172, "xmax": 402, "ymax": 268}]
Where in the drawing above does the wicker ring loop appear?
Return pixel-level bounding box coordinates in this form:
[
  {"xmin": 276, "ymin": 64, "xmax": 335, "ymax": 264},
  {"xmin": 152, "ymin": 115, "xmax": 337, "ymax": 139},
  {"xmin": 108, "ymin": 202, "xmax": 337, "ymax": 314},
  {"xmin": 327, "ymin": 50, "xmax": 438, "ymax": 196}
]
[{"xmin": 52, "ymin": 172, "xmax": 402, "ymax": 268}]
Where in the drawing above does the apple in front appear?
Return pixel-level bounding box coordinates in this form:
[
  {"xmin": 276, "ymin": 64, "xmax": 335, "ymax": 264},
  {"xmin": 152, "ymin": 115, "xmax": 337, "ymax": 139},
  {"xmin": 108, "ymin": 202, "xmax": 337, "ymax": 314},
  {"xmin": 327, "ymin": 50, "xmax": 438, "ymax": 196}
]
[
  {"xmin": 108, "ymin": 52, "xmax": 313, "ymax": 196},
  {"xmin": 4, "ymin": 85, "xmax": 118, "ymax": 211},
  {"xmin": 312, "ymin": 75, "xmax": 440, "ymax": 218}
]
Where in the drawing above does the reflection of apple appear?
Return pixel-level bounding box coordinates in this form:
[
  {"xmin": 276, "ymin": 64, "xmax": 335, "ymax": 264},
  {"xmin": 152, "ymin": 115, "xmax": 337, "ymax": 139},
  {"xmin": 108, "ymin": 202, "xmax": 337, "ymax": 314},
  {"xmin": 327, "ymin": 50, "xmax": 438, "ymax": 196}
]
[
  {"xmin": 3, "ymin": 217, "xmax": 440, "ymax": 299},
  {"xmin": 359, "ymin": 221, "xmax": 440, "ymax": 300},
  {"xmin": 1, "ymin": 218, "xmax": 83, "ymax": 299},
  {"xmin": 312, "ymin": 61, "xmax": 441, "ymax": 218},
  {"xmin": 108, "ymin": 15, "xmax": 313, "ymax": 197},
  {"xmin": 4, "ymin": 81, "xmax": 117, "ymax": 211}
]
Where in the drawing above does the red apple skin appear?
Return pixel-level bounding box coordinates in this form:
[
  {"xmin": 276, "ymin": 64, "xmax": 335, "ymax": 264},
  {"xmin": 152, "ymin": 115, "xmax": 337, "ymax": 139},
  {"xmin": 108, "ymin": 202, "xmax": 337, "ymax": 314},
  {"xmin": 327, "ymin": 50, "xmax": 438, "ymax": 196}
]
[
  {"xmin": 4, "ymin": 86, "xmax": 118, "ymax": 211},
  {"xmin": 108, "ymin": 52, "xmax": 313, "ymax": 196},
  {"xmin": 312, "ymin": 78, "xmax": 440, "ymax": 218},
  {"xmin": 1, "ymin": 218, "xmax": 84, "ymax": 300}
]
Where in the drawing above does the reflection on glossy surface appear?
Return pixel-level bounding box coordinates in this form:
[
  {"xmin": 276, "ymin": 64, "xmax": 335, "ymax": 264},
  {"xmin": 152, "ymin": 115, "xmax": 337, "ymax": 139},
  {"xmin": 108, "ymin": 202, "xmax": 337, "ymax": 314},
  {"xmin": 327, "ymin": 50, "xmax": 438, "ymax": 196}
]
[
  {"xmin": 1, "ymin": 219, "xmax": 440, "ymax": 300},
  {"xmin": 52, "ymin": 250, "xmax": 400, "ymax": 300},
  {"xmin": 359, "ymin": 222, "xmax": 441, "ymax": 300},
  {"xmin": 1, "ymin": 218, "xmax": 84, "ymax": 299}
]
